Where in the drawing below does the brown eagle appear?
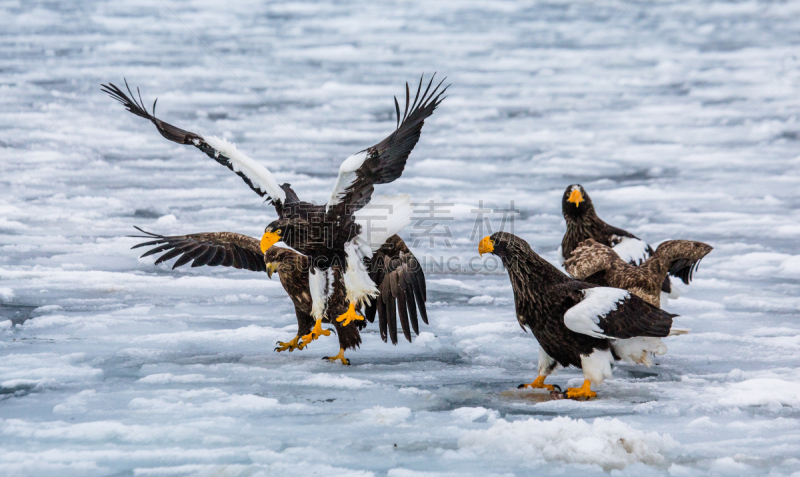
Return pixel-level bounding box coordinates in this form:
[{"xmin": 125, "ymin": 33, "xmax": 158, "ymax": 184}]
[
  {"xmin": 106, "ymin": 76, "xmax": 439, "ymax": 358},
  {"xmin": 561, "ymin": 184, "xmax": 686, "ymax": 298},
  {"xmin": 130, "ymin": 229, "xmax": 426, "ymax": 364},
  {"xmin": 480, "ymin": 232, "xmax": 688, "ymax": 399},
  {"xmin": 565, "ymin": 239, "xmax": 712, "ymax": 308}
]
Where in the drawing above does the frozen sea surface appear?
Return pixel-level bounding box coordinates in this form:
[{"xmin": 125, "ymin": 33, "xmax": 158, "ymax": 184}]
[{"xmin": 3, "ymin": 0, "xmax": 800, "ymax": 475}]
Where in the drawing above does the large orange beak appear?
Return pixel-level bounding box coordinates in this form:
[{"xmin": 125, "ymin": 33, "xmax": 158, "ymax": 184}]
[
  {"xmin": 478, "ymin": 236, "xmax": 494, "ymax": 256},
  {"xmin": 260, "ymin": 231, "xmax": 280, "ymax": 253},
  {"xmin": 567, "ymin": 189, "xmax": 584, "ymax": 207}
]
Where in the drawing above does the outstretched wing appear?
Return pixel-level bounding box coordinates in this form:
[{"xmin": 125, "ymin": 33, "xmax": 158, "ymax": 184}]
[
  {"xmin": 364, "ymin": 235, "xmax": 428, "ymax": 345},
  {"xmin": 564, "ymin": 239, "xmax": 620, "ymax": 280},
  {"xmin": 560, "ymin": 283, "xmax": 677, "ymax": 340},
  {"xmin": 102, "ymin": 81, "xmax": 287, "ymax": 205},
  {"xmin": 606, "ymin": 227, "xmax": 669, "ymax": 292},
  {"xmin": 130, "ymin": 227, "xmax": 265, "ymax": 272},
  {"xmin": 650, "ymin": 240, "xmax": 713, "ymax": 285},
  {"xmin": 326, "ymin": 74, "xmax": 448, "ymax": 215}
]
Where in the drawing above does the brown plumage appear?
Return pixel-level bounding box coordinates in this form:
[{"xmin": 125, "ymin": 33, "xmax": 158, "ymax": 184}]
[
  {"xmin": 365, "ymin": 235, "xmax": 428, "ymax": 344},
  {"xmin": 565, "ymin": 239, "xmax": 712, "ymax": 308},
  {"xmin": 130, "ymin": 228, "xmax": 426, "ymax": 363},
  {"xmin": 263, "ymin": 247, "xmax": 364, "ymax": 360},
  {"xmin": 130, "ymin": 229, "xmax": 356, "ymax": 355},
  {"xmin": 561, "ymin": 184, "xmax": 677, "ymax": 295},
  {"xmin": 480, "ymin": 232, "xmax": 687, "ymax": 399},
  {"xmin": 106, "ymin": 76, "xmax": 437, "ymax": 351},
  {"xmin": 103, "ymin": 76, "xmax": 447, "ymax": 274}
]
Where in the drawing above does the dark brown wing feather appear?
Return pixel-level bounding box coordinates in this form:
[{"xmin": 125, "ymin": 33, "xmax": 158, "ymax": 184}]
[
  {"xmin": 649, "ymin": 240, "xmax": 713, "ymax": 285},
  {"xmin": 130, "ymin": 227, "xmax": 265, "ymax": 272},
  {"xmin": 102, "ymin": 81, "xmax": 291, "ymax": 207},
  {"xmin": 365, "ymin": 235, "xmax": 428, "ymax": 345},
  {"xmin": 329, "ymin": 75, "xmax": 448, "ymax": 216},
  {"xmin": 559, "ymin": 282, "xmax": 678, "ymax": 339}
]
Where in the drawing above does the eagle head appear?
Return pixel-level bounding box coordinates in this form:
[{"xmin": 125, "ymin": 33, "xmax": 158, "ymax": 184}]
[{"xmin": 562, "ymin": 184, "xmax": 593, "ymax": 218}]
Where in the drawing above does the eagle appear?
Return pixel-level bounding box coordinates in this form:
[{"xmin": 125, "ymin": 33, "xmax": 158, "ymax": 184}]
[
  {"xmin": 560, "ymin": 184, "xmax": 686, "ymax": 298},
  {"xmin": 129, "ymin": 228, "xmax": 424, "ymax": 364},
  {"xmin": 104, "ymin": 75, "xmax": 441, "ymax": 357},
  {"xmin": 564, "ymin": 239, "xmax": 712, "ymax": 308},
  {"xmin": 479, "ymin": 232, "xmax": 688, "ymax": 399}
]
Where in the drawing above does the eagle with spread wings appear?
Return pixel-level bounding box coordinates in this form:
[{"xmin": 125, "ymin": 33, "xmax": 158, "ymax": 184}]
[
  {"xmin": 560, "ymin": 184, "xmax": 696, "ymax": 303},
  {"xmin": 104, "ymin": 75, "xmax": 444, "ymax": 363},
  {"xmin": 565, "ymin": 238, "xmax": 712, "ymax": 308}
]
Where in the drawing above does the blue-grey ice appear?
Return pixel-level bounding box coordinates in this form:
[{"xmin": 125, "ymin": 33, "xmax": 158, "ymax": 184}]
[{"xmin": 2, "ymin": 0, "xmax": 800, "ymax": 475}]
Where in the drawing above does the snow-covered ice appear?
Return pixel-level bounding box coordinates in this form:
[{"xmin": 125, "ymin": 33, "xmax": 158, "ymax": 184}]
[{"xmin": 3, "ymin": 0, "xmax": 800, "ymax": 475}]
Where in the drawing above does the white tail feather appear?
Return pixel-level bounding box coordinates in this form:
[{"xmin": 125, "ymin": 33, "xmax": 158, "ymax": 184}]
[
  {"xmin": 612, "ymin": 337, "xmax": 667, "ymax": 367},
  {"xmin": 668, "ymin": 327, "xmax": 690, "ymax": 336}
]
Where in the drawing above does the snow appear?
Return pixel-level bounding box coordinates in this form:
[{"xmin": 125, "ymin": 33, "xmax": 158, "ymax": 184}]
[
  {"xmin": 3, "ymin": 0, "xmax": 800, "ymax": 475},
  {"xmin": 457, "ymin": 416, "xmax": 676, "ymax": 471}
]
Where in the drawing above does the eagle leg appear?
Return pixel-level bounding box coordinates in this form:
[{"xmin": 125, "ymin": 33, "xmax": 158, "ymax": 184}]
[
  {"xmin": 322, "ymin": 348, "xmax": 351, "ymax": 366},
  {"xmin": 335, "ymin": 303, "xmax": 364, "ymax": 327},
  {"xmin": 517, "ymin": 375, "xmax": 555, "ymax": 391},
  {"xmin": 565, "ymin": 380, "xmax": 597, "ymax": 400},
  {"xmin": 299, "ymin": 319, "xmax": 332, "ymax": 347},
  {"xmin": 275, "ymin": 336, "xmax": 305, "ymax": 352}
]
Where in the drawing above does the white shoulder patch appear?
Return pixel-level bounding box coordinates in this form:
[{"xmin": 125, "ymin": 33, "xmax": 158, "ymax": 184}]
[
  {"xmin": 611, "ymin": 236, "xmax": 650, "ymax": 265},
  {"xmin": 203, "ymin": 135, "xmax": 286, "ymax": 203},
  {"xmin": 564, "ymin": 287, "xmax": 630, "ymax": 339},
  {"xmin": 326, "ymin": 150, "xmax": 369, "ymax": 211}
]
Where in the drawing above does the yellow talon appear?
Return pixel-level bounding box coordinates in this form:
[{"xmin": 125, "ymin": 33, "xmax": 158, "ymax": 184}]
[
  {"xmin": 323, "ymin": 348, "xmax": 350, "ymax": 365},
  {"xmin": 565, "ymin": 379, "xmax": 597, "ymax": 400},
  {"xmin": 518, "ymin": 375, "xmax": 555, "ymax": 391},
  {"xmin": 275, "ymin": 336, "xmax": 305, "ymax": 352},
  {"xmin": 335, "ymin": 303, "xmax": 364, "ymax": 327},
  {"xmin": 299, "ymin": 319, "xmax": 332, "ymax": 347}
]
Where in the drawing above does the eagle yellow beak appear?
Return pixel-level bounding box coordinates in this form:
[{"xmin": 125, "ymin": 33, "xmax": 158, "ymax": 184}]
[
  {"xmin": 260, "ymin": 231, "xmax": 280, "ymax": 253},
  {"xmin": 478, "ymin": 236, "xmax": 494, "ymax": 256},
  {"xmin": 266, "ymin": 262, "xmax": 278, "ymax": 279},
  {"xmin": 567, "ymin": 189, "xmax": 584, "ymax": 207}
]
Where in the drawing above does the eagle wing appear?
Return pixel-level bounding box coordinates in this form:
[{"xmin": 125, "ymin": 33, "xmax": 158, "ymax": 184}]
[
  {"xmin": 609, "ymin": 233, "xmax": 653, "ymax": 266},
  {"xmin": 563, "ymin": 239, "xmax": 620, "ymax": 280},
  {"xmin": 650, "ymin": 240, "xmax": 713, "ymax": 285},
  {"xmin": 325, "ymin": 74, "xmax": 447, "ymax": 216},
  {"xmin": 605, "ymin": 225, "xmax": 672, "ymax": 292},
  {"xmin": 364, "ymin": 235, "xmax": 428, "ymax": 345},
  {"xmin": 560, "ymin": 283, "xmax": 678, "ymax": 340},
  {"xmin": 130, "ymin": 227, "xmax": 265, "ymax": 272},
  {"xmin": 102, "ymin": 81, "xmax": 288, "ymax": 206}
]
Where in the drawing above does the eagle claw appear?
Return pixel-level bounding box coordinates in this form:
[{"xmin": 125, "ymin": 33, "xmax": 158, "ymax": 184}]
[
  {"xmin": 322, "ymin": 348, "xmax": 350, "ymax": 365},
  {"xmin": 565, "ymin": 380, "xmax": 597, "ymax": 400},
  {"xmin": 335, "ymin": 303, "xmax": 364, "ymax": 327},
  {"xmin": 299, "ymin": 319, "xmax": 332, "ymax": 347},
  {"xmin": 274, "ymin": 336, "xmax": 305, "ymax": 352},
  {"xmin": 518, "ymin": 376, "xmax": 555, "ymax": 391}
]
